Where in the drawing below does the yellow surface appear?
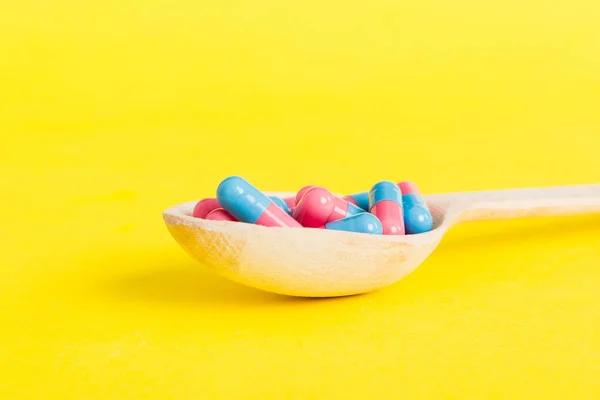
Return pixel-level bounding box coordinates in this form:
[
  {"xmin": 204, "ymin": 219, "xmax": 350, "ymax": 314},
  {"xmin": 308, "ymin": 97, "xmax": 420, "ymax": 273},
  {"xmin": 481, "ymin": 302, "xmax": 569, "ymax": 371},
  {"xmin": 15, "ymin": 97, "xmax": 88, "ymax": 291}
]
[{"xmin": 1, "ymin": 0, "xmax": 600, "ymax": 397}]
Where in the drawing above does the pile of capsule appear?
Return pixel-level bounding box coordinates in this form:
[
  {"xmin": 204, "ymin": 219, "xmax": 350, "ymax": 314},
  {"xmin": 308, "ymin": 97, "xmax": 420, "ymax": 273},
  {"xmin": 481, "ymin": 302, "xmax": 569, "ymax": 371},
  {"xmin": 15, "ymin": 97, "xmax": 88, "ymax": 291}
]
[{"xmin": 191, "ymin": 176, "xmax": 433, "ymax": 235}]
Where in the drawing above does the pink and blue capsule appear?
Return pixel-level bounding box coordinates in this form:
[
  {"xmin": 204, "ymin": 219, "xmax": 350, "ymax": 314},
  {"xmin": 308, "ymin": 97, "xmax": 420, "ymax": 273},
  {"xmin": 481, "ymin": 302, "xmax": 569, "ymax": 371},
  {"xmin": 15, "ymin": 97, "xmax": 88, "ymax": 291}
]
[
  {"xmin": 269, "ymin": 196, "xmax": 293, "ymax": 215},
  {"xmin": 343, "ymin": 192, "xmax": 370, "ymax": 211},
  {"xmin": 368, "ymin": 181, "xmax": 406, "ymax": 235},
  {"xmin": 325, "ymin": 213, "xmax": 383, "ymax": 235},
  {"xmin": 398, "ymin": 181, "xmax": 433, "ymax": 234},
  {"xmin": 216, "ymin": 176, "xmax": 302, "ymax": 228}
]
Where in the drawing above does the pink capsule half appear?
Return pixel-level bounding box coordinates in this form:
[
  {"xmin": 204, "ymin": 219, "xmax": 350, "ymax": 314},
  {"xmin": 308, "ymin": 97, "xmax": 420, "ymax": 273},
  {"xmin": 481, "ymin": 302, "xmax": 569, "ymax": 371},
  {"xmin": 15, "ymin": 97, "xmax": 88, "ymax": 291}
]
[
  {"xmin": 398, "ymin": 180, "xmax": 433, "ymax": 234},
  {"xmin": 343, "ymin": 195, "xmax": 359, "ymax": 206},
  {"xmin": 370, "ymin": 200, "xmax": 405, "ymax": 235},
  {"xmin": 255, "ymin": 203, "xmax": 301, "ymax": 227},
  {"xmin": 192, "ymin": 198, "xmax": 221, "ymax": 219},
  {"xmin": 295, "ymin": 185, "xmax": 316, "ymax": 203},
  {"xmin": 398, "ymin": 181, "xmax": 421, "ymax": 195},
  {"xmin": 293, "ymin": 187, "xmax": 362, "ymax": 228},
  {"xmin": 205, "ymin": 208, "xmax": 237, "ymax": 221},
  {"xmin": 283, "ymin": 196, "xmax": 297, "ymax": 213},
  {"xmin": 292, "ymin": 187, "xmax": 335, "ymax": 228}
]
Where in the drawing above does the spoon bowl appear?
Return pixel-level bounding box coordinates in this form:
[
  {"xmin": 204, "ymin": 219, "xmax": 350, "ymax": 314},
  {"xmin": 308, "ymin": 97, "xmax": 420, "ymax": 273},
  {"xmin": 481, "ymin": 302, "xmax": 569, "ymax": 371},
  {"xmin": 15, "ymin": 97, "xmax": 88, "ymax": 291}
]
[{"xmin": 163, "ymin": 184, "xmax": 600, "ymax": 297}]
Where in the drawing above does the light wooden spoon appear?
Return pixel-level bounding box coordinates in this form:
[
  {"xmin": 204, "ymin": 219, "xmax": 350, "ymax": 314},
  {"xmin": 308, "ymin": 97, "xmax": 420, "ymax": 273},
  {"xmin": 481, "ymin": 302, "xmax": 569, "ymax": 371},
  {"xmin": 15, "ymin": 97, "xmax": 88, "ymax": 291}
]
[{"xmin": 163, "ymin": 184, "xmax": 600, "ymax": 297}]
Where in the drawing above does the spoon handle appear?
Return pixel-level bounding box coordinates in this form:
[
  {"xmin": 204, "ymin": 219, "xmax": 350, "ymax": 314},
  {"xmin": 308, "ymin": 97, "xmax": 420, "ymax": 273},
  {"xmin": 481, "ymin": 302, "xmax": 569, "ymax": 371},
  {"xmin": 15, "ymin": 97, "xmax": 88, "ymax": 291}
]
[{"xmin": 442, "ymin": 184, "xmax": 600, "ymax": 223}]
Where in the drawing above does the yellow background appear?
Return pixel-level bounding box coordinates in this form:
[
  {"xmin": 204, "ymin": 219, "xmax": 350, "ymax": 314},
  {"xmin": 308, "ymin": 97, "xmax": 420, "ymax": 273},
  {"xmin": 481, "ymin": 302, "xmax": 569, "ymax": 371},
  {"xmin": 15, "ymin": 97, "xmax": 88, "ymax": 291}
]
[{"xmin": 1, "ymin": 0, "xmax": 599, "ymax": 398}]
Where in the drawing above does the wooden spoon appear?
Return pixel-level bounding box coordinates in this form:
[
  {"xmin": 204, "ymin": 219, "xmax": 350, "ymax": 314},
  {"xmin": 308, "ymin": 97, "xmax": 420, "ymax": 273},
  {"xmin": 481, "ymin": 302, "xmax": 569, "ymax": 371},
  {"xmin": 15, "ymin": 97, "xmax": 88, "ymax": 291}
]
[{"xmin": 163, "ymin": 184, "xmax": 600, "ymax": 297}]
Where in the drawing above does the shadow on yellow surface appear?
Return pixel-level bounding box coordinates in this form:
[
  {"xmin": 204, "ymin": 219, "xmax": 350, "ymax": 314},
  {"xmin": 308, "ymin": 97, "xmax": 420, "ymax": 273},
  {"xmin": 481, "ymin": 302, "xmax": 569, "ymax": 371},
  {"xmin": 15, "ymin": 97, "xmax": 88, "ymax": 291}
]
[{"xmin": 101, "ymin": 259, "xmax": 306, "ymax": 307}]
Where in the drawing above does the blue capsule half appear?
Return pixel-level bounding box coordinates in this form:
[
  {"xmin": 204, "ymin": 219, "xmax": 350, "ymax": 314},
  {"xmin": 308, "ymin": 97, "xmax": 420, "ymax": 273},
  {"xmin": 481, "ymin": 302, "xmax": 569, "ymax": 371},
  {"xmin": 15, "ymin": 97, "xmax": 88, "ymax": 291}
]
[
  {"xmin": 269, "ymin": 196, "xmax": 292, "ymax": 215},
  {"xmin": 402, "ymin": 194, "xmax": 433, "ymax": 234},
  {"xmin": 324, "ymin": 213, "xmax": 383, "ymax": 235},
  {"xmin": 368, "ymin": 181, "xmax": 403, "ymax": 209},
  {"xmin": 346, "ymin": 201, "xmax": 365, "ymax": 216},
  {"xmin": 344, "ymin": 191, "xmax": 370, "ymax": 211},
  {"xmin": 216, "ymin": 176, "xmax": 271, "ymax": 223}
]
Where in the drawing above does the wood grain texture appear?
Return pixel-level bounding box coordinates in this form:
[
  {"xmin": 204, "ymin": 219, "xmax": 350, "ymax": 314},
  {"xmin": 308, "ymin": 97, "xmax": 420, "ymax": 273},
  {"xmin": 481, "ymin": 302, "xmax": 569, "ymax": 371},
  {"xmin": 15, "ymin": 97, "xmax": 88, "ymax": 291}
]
[{"xmin": 164, "ymin": 185, "xmax": 600, "ymax": 297}]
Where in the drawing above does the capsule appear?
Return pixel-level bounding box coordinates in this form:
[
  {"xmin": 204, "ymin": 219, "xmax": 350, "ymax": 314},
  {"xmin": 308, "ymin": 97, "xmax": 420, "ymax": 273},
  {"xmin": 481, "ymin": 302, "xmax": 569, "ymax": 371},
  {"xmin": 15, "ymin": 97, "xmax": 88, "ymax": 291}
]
[
  {"xmin": 325, "ymin": 213, "xmax": 382, "ymax": 235},
  {"xmin": 368, "ymin": 181, "xmax": 405, "ymax": 235},
  {"xmin": 295, "ymin": 185, "xmax": 316, "ymax": 203},
  {"xmin": 269, "ymin": 196, "xmax": 292, "ymax": 215},
  {"xmin": 216, "ymin": 176, "xmax": 302, "ymax": 228},
  {"xmin": 343, "ymin": 191, "xmax": 370, "ymax": 211},
  {"xmin": 292, "ymin": 187, "xmax": 362, "ymax": 228},
  {"xmin": 398, "ymin": 181, "xmax": 433, "ymax": 234},
  {"xmin": 192, "ymin": 198, "xmax": 221, "ymax": 219},
  {"xmin": 205, "ymin": 208, "xmax": 237, "ymax": 221},
  {"xmin": 283, "ymin": 196, "xmax": 296, "ymax": 213}
]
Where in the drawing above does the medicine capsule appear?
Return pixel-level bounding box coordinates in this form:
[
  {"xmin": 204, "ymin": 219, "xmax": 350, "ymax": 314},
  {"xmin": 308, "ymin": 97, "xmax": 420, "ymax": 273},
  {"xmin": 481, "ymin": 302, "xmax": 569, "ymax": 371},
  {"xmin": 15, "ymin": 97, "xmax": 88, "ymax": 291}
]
[
  {"xmin": 217, "ymin": 176, "xmax": 302, "ymax": 228},
  {"xmin": 343, "ymin": 191, "xmax": 370, "ymax": 211},
  {"xmin": 398, "ymin": 181, "xmax": 433, "ymax": 234},
  {"xmin": 269, "ymin": 196, "xmax": 292, "ymax": 215},
  {"xmin": 292, "ymin": 187, "xmax": 362, "ymax": 228},
  {"xmin": 295, "ymin": 185, "xmax": 316, "ymax": 203},
  {"xmin": 368, "ymin": 181, "xmax": 405, "ymax": 235},
  {"xmin": 283, "ymin": 196, "xmax": 297, "ymax": 213},
  {"xmin": 205, "ymin": 208, "xmax": 236, "ymax": 221},
  {"xmin": 324, "ymin": 213, "xmax": 383, "ymax": 235},
  {"xmin": 192, "ymin": 198, "xmax": 221, "ymax": 219}
]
